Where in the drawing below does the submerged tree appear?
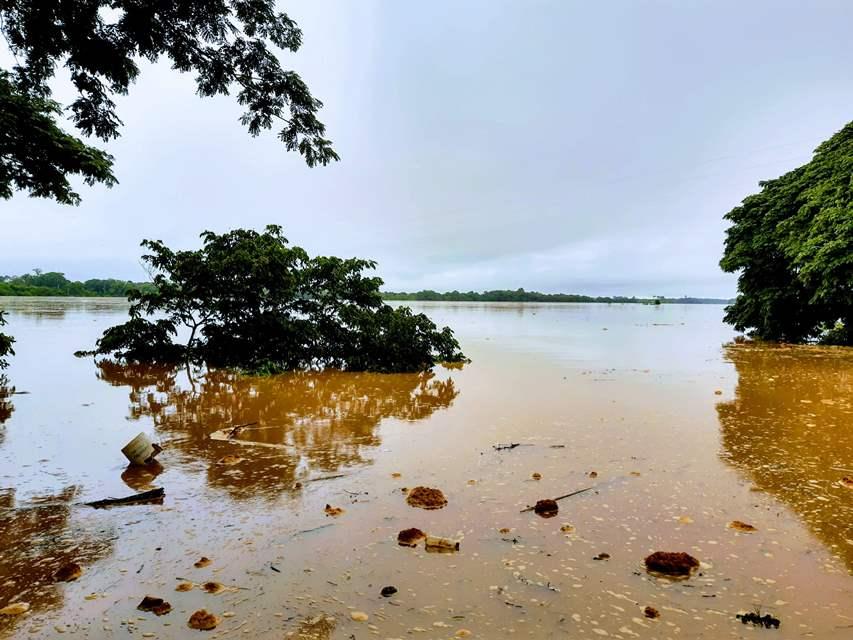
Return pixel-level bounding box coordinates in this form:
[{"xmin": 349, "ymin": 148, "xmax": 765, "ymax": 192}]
[
  {"xmin": 0, "ymin": 0, "xmax": 337, "ymax": 206},
  {"xmin": 87, "ymin": 226, "xmax": 467, "ymax": 373},
  {"xmin": 720, "ymin": 122, "xmax": 853, "ymax": 344}
]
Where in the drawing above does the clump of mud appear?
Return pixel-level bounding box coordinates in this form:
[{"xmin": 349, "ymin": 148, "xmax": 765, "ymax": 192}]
[
  {"xmin": 644, "ymin": 551, "xmax": 699, "ymax": 577},
  {"xmin": 643, "ymin": 606, "xmax": 660, "ymax": 619},
  {"xmin": 188, "ymin": 609, "xmax": 219, "ymax": 630},
  {"xmin": 202, "ymin": 581, "xmax": 225, "ymax": 594},
  {"xmin": 533, "ymin": 499, "xmax": 558, "ymax": 518},
  {"xmin": 137, "ymin": 596, "xmax": 172, "ymax": 616},
  {"xmin": 728, "ymin": 520, "xmax": 757, "ymax": 532},
  {"xmin": 397, "ymin": 528, "xmax": 426, "ymax": 547},
  {"xmin": 406, "ymin": 486, "xmax": 447, "ymax": 510}
]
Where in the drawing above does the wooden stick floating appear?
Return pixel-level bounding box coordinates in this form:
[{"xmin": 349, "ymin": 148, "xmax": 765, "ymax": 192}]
[{"xmin": 84, "ymin": 487, "xmax": 165, "ymax": 509}]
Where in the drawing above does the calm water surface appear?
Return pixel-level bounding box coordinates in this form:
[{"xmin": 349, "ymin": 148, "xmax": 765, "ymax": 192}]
[{"xmin": 0, "ymin": 298, "xmax": 851, "ymax": 639}]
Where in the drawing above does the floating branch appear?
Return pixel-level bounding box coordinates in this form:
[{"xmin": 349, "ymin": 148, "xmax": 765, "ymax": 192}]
[{"xmin": 84, "ymin": 487, "xmax": 165, "ymax": 509}]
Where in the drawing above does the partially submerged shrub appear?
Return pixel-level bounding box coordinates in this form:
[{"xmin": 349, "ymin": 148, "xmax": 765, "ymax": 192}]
[{"xmin": 85, "ymin": 226, "xmax": 466, "ymax": 373}]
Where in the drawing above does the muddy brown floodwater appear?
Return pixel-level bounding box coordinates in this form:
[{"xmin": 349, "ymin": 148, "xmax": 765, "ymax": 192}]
[{"xmin": 0, "ymin": 298, "xmax": 851, "ymax": 639}]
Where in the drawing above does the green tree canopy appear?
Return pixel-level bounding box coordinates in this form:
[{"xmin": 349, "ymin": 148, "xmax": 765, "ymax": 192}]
[
  {"xmin": 721, "ymin": 122, "xmax": 853, "ymax": 345},
  {"xmin": 0, "ymin": 0, "xmax": 337, "ymax": 205},
  {"xmin": 88, "ymin": 226, "xmax": 467, "ymax": 373},
  {"xmin": 0, "ymin": 309, "xmax": 13, "ymax": 369}
]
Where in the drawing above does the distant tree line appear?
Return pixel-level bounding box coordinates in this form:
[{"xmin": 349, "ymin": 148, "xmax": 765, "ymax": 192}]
[
  {"xmin": 381, "ymin": 289, "xmax": 731, "ymax": 304},
  {"xmin": 0, "ymin": 271, "xmax": 155, "ymax": 297}
]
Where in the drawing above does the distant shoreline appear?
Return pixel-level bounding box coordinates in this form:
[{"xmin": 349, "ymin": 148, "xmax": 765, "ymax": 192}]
[
  {"xmin": 381, "ymin": 290, "xmax": 732, "ymax": 305},
  {"xmin": 0, "ymin": 292, "xmax": 732, "ymax": 304}
]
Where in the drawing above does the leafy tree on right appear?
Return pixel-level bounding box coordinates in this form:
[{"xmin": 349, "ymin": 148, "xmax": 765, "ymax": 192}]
[{"xmin": 721, "ymin": 122, "xmax": 853, "ymax": 345}]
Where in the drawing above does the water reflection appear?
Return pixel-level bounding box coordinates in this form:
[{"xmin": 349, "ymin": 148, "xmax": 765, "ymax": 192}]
[
  {"xmin": 717, "ymin": 344, "xmax": 853, "ymax": 569},
  {"xmin": 0, "ymin": 487, "xmax": 114, "ymax": 634},
  {"xmin": 96, "ymin": 362, "xmax": 460, "ymax": 500}
]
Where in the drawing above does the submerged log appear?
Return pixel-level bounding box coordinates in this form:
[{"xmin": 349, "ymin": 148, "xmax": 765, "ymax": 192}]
[{"xmin": 84, "ymin": 487, "xmax": 165, "ymax": 509}]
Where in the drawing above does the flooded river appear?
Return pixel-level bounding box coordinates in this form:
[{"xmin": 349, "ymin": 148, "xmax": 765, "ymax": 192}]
[{"xmin": 0, "ymin": 298, "xmax": 851, "ymax": 638}]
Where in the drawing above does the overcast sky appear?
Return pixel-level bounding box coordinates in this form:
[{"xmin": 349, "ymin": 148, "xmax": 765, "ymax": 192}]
[{"xmin": 2, "ymin": 0, "xmax": 853, "ymax": 297}]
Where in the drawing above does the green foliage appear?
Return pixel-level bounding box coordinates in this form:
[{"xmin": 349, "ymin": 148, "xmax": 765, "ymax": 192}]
[
  {"xmin": 721, "ymin": 122, "xmax": 853, "ymax": 344},
  {"xmin": 0, "ymin": 71, "xmax": 116, "ymax": 204},
  {"xmin": 89, "ymin": 226, "xmax": 467, "ymax": 373},
  {"xmin": 0, "ymin": 270, "xmax": 155, "ymax": 297},
  {"xmin": 0, "ymin": 309, "xmax": 14, "ymax": 369},
  {"xmin": 382, "ymin": 289, "xmax": 730, "ymax": 304},
  {"xmin": 0, "ymin": 0, "xmax": 337, "ymax": 205}
]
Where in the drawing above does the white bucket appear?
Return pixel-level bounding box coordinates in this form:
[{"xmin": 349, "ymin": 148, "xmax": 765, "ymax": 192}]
[{"xmin": 122, "ymin": 432, "xmax": 158, "ymax": 465}]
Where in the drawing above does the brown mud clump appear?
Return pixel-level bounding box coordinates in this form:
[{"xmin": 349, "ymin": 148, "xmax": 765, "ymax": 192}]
[
  {"xmin": 175, "ymin": 582, "xmax": 194, "ymax": 592},
  {"xmin": 644, "ymin": 551, "xmax": 699, "ymax": 577},
  {"xmin": 533, "ymin": 499, "xmax": 559, "ymax": 518},
  {"xmin": 324, "ymin": 504, "xmax": 344, "ymax": 517},
  {"xmin": 137, "ymin": 596, "xmax": 172, "ymax": 616},
  {"xmin": 644, "ymin": 606, "xmax": 660, "ymax": 619},
  {"xmin": 840, "ymin": 476, "xmax": 853, "ymax": 489},
  {"xmin": 194, "ymin": 556, "xmax": 212, "ymax": 568},
  {"xmin": 406, "ymin": 486, "xmax": 447, "ymax": 510},
  {"xmin": 397, "ymin": 527, "xmax": 426, "ymax": 547},
  {"xmin": 188, "ymin": 609, "xmax": 219, "ymax": 630},
  {"xmin": 202, "ymin": 581, "xmax": 225, "ymax": 594},
  {"xmin": 54, "ymin": 562, "xmax": 83, "ymax": 582},
  {"xmin": 728, "ymin": 520, "xmax": 757, "ymax": 532}
]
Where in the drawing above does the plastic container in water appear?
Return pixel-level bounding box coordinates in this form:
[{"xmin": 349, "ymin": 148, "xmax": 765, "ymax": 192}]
[{"xmin": 121, "ymin": 432, "xmax": 159, "ymax": 465}]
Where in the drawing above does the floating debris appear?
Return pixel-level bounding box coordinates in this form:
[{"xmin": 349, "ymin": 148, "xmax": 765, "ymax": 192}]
[
  {"xmin": 644, "ymin": 606, "xmax": 660, "ymax": 619},
  {"xmin": 425, "ymin": 535, "xmax": 460, "ymax": 552},
  {"xmin": 737, "ymin": 611, "xmax": 781, "ymax": 628},
  {"xmin": 175, "ymin": 582, "xmax": 194, "ymax": 592},
  {"xmin": 216, "ymin": 454, "xmax": 244, "ymax": 466},
  {"xmin": 380, "ymin": 586, "xmax": 397, "ymax": 597},
  {"xmin": 324, "ymin": 504, "xmax": 345, "ymax": 517},
  {"xmin": 121, "ymin": 432, "xmax": 162, "ymax": 465},
  {"xmin": 188, "ymin": 609, "xmax": 219, "ymax": 630},
  {"xmin": 398, "ymin": 528, "xmax": 426, "ymax": 547},
  {"xmin": 729, "ymin": 520, "xmax": 757, "ymax": 532},
  {"xmin": 202, "ymin": 581, "xmax": 225, "ymax": 594},
  {"xmin": 406, "ymin": 486, "xmax": 447, "ymax": 510},
  {"xmin": 493, "ymin": 443, "xmax": 522, "ymax": 451},
  {"xmin": 137, "ymin": 596, "xmax": 172, "ymax": 616},
  {"xmin": 54, "ymin": 562, "xmax": 82, "ymax": 582},
  {"xmin": 840, "ymin": 476, "xmax": 853, "ymax": 489},
  {"xmin": 593, "ymin": 552, "xmax": 610, "ymax": 560},
  {"xmin": 560, "ymin": 524, "xmax": 575, "ymax": 533},
  {"xmin": 85, "ymin": 487, "xmax": 164, "ymax": 509},
  {"xmin": 531, "ymin": 472, "xmax": 542, "ymax": 480},
  {"xmin": 350, "ymin": 611, "xmax": 369, "ymax": 622},
  {"xmin": 644, "ymin": 551, "xmax": 700, "ymax": 577},
  {"xmin": 194, "ymin": 557, "xmax": 212, "ymax": 569},
  {"xmin": 533, "ymin": 499, "xmax": 558, "ymax": 518}
]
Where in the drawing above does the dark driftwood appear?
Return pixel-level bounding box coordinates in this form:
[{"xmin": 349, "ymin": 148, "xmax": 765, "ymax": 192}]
[
  {"xmin": 493, "ymin": 443, "xmax": 534, "ymax": 451},
  {"xmin": 85, "ymin": 487, "xmax": 165, "ymax": 509},
  {"xmin": 227, "ymin": 421, "xmax": 259, "ymax": 438},
  {"xmin": 520, "ymin": 486, "xmax": 593, "ymax": 513}
]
